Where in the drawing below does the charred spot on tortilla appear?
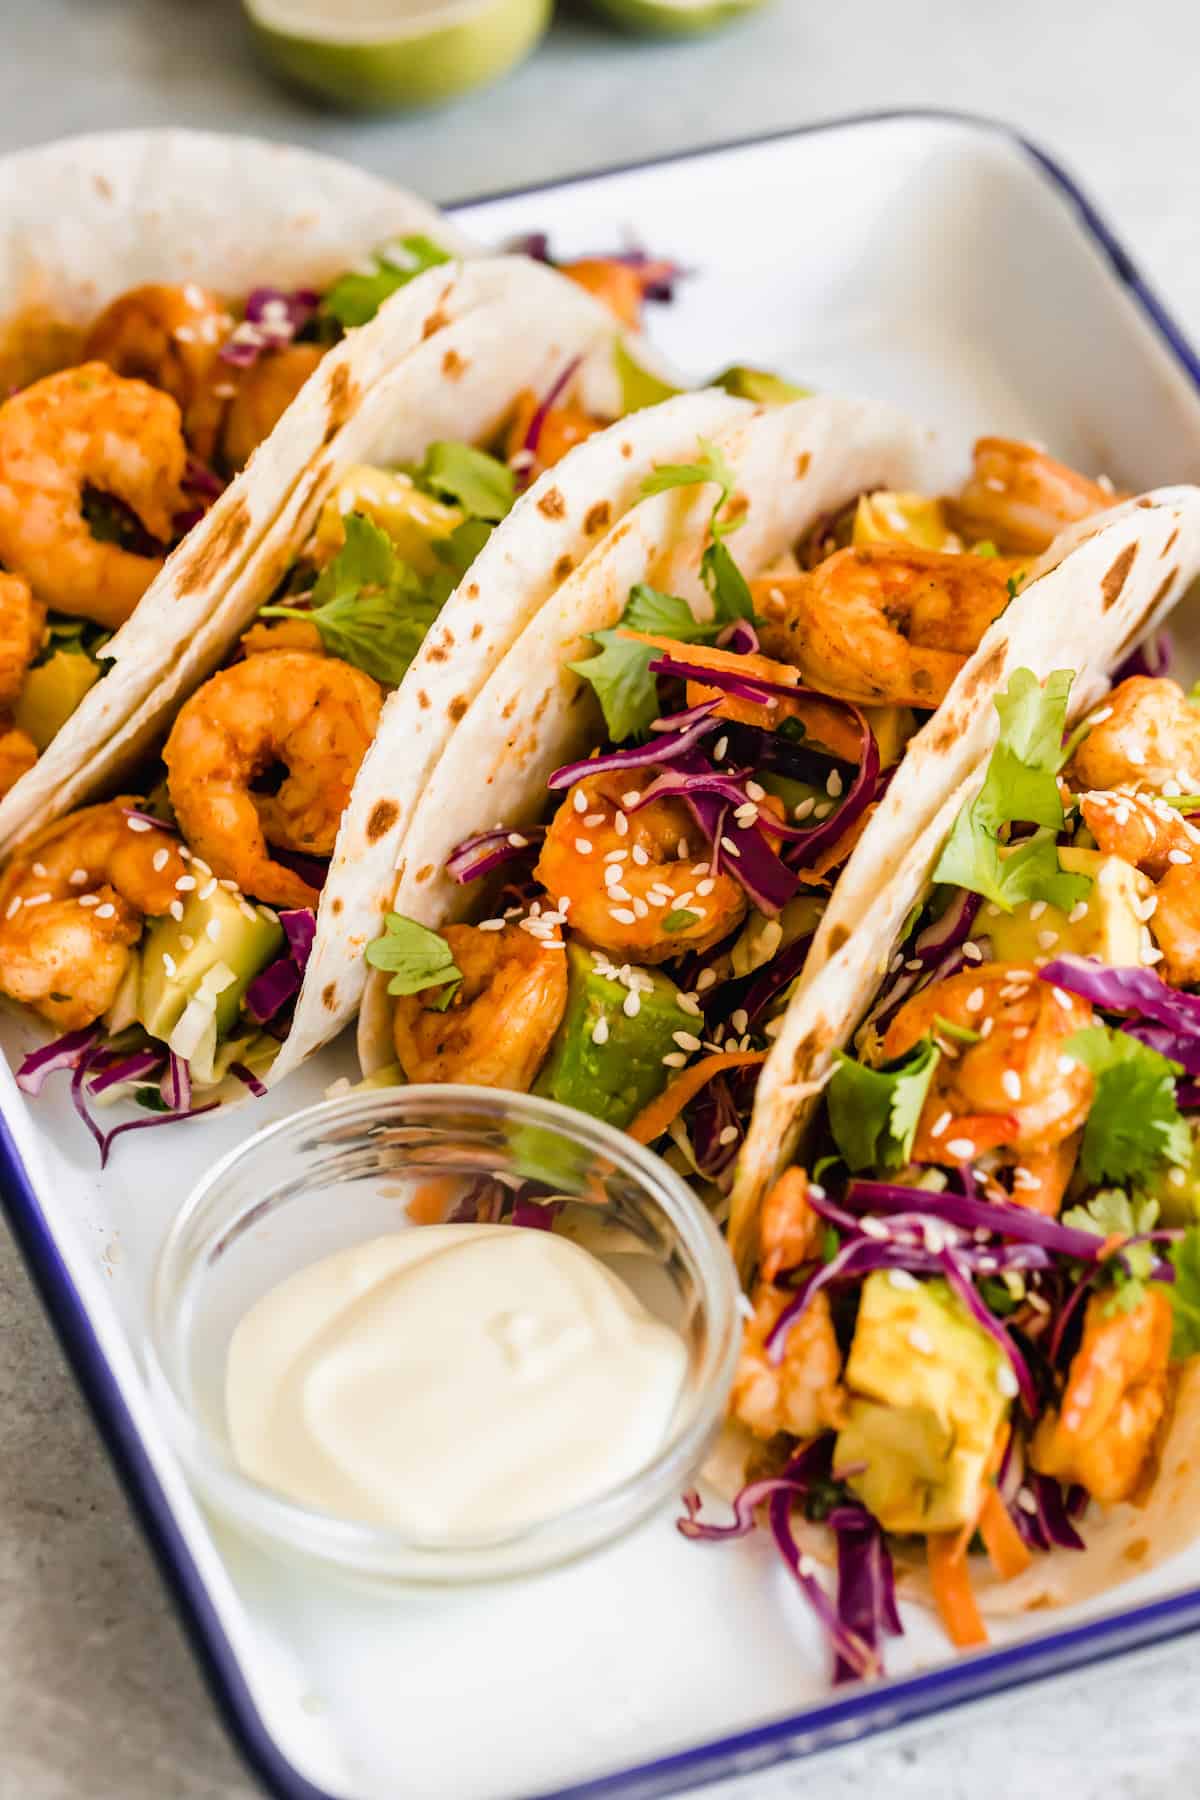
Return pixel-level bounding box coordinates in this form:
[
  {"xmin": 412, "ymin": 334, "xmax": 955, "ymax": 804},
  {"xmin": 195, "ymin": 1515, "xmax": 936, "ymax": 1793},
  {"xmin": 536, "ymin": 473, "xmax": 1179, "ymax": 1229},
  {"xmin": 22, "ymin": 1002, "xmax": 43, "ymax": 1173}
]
[
  {"xmin": 470, "ymin": 621, "xmax": 483, "ymax": 641},
  {"xmin": 323, "ymin": 361, "xmax": 357, "ymax": 438},
  {"xmin": 795, "ymin": 452, "xmax": 812, "ymax": 479},
  {"xmin": 184, "ymin": 498, "xmax": 251, "ymax": 584},
  {"xmin": 441, "ymin": 348, "xmax": 466, "ymax": 379},
  {"xmin": 621, "ymin": 441, "xmax": 633, "ymax": 459},
  {"xmin": 554, "ymin": 554, "xmax": 574, "ymax": 581},
  {"xmin": 726, "ymin": 492, "xmax": 750, "ymax": 525},
  {"xmin": 1122, "ymin": 1537, "xmax": 1151, "ymax": 1565},
  {"xmin": 330, "ymin": 896, "xmax": 343, "ymax": 916},
  {"xmin": 416, "ymin": 864, "xmax": 435, "ymax": 883},
  {"xmin": 1162, "ymin": 526, "xmax": 1180, "ymax": 557},
  {"xmin": 1149, "ymin": 568, "xmax": 1179, "ymax": 613},
  {"xmin": 367, "ymin": 799, "xmax": 399, "ymax": 843},
  {"xmin": 93, "ymin": 174, "xmax": 114, "ymax": 200},
  {"xmin": 417, "ymin": 690, "xmax": 431, "ymax": 710},
  {"xmin": 421, "ymin": 308, "xmax": 450, "ymax": 340},
  {"xmin": 322, "ymin": 982, "xmax": 337, "ymax": 1011},
  {"xmin": 1100, "ymin": 542, "xmax": 1137, "ymax": 609},
  {"xmin": 538, "ymin": 488, "xmax": 566, "ymax": 520},
  {"xmin": 426, "ymin": 641, "xmax": 448, "ymax": 663},
  {"xmin": 1137, "ymin": 496, "xmax": 1156, "ymax": 509},
  {"xmin": 585, "ymin": 501, "xmax": 612, "ymax": 536},
  {"xmin": 465, "ymin": 582, "xmax": 479, "ymax": 600},
  {"xmin": 825, "ymin": 924, "xmax": 851, "ymax": 955},
  {"xmin": 960, "ymin": 637, "xmax": 1007, "ymax": 700},
  {"xmin": 501, "ymin": 696, "xmax": 518, "ymax": 721},
  {"xmin": 448, "ymin": 695, "xmax": 469, "ymax": 722}
]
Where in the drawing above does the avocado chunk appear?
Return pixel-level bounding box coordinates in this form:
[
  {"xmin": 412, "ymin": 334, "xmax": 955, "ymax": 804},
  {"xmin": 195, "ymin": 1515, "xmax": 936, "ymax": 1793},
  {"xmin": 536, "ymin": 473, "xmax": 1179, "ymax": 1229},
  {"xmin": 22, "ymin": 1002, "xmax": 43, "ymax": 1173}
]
[
  {"xmin": 14, "ymin": 650, "xmax": 101, "ymax": 751},
  {"xmin": 534, "ymin": 941, "xmax": 696, "ymax": 1129},
  {"xmin": 835, "ymin": 1272, "xmax": 1010, "ymax": 1534},
  {"xmin": 852, "ymin": 491, "xmax": 957, "ymax": 553},
  {"xmin": 988, "ymin": 846, "xmax": 1148, "ymax": 968},
  {"xmin": 139, "ymin": 885, "xmax": 284, "ymax": 1048},
  {"xmin": 311, "ymin": 466, "xmax": 463, "ymax": 578},
  {"xmin": 1146, "ymin": 1119, "xmax": 1200, "ymax": 1225},
  {"xmin": 862, "ymin": 704, "xmax": 918, "ymax": 770},
  {"xmin": 711, "ymin": 364, "xmax": 810, "ymax": 406}
]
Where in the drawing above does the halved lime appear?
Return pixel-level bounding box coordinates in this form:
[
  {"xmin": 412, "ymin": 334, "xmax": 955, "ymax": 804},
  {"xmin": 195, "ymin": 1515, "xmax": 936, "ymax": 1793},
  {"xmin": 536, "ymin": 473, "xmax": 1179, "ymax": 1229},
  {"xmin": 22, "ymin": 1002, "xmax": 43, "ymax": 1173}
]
[
  {"xmin": 244, "ymin": 0, "xmax": 552, "ymax": 111},
  {"xmin": 584, "ymin": 0, "xmax": 769, "ymax": 35}
]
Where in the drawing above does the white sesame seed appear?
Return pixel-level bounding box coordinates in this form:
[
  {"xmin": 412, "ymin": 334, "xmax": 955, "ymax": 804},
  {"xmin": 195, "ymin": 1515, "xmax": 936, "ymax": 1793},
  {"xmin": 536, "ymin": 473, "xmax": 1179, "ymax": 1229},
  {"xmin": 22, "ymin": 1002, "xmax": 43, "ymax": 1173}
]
[
  {"xmin": 1037, "ymin": 929, "xmax": 1059, "ymax": 950},
  {"xmin": 718, "ymin": 1124, "xmax": 740, "ymax": 1146},
  {"xmin": 793, "ymin": 798, "xmax": 815, "ymax": 821},
  {"xmin": 574, "ymin": 838, "xmax": 593, "ymax": 856},
  {"xmin": 162, "ymin": 952, "xmax": 177, "ymax": 977},
  {"xmin": 662, "ymin": 1051, "xmax": 688, "ymax": 1069},
  {"xmin": 573, "ymin": 789, "xmax": 588, "ymax": 814},
  {"xmin": 68, "ymin": 868, "xmax": 88, "ymax": 886},
  {"xmin": 979, "ymin": 1017, "xmax": 995, "ymax": 1038},
  {"xmin": 240, "ymin": 903, "xmax": 258, "ymax": 923},
  {"xmin": 1088, "ymin": 705, "xmax": 1113, "ymax": 725},
  {"xmin": 734, "ymin": 802, "xmax": 759, "ymax": 825},
  {"xmin": 609, "ymin": 885, "xmax": 632, "ymax": 902},
  {"xmin": 632, "ymin": 898, "xmax": 649, "ymax": 919},
  {"xmin": 604, "ymin": 863, "xmax": 623, "ymax": 887},
  {"xmin": 713, "ymin": 737, "xmax": 728, "ymax": 764},
  {"xmin": 31, "ymin": 861, "xmax": 47, "ymax": 877},
  {"xmin": 1137, "ymin": 892, "xmax": 1162, "ymax": 920},
  {"xmin": 1142, "ymin": 944, "xmax": 1165, "ymax": 965},
  {"xmin": 508, "ymin": 832, "xmax": 529, "ymax": 849},
  {"xmin": 175, "ymin": 875, "xmax": 196, "ymax": 893},
  {"xmin": 730, "ymin": 1008, "xmax": 749, "ymax": 1036},
  {"xmin": 673, "ymin": 1030, "xmax": 702, "ymax": 1052},
  {"xmin": 744, "ymin": 780, "xmax": 766, "ymax": 803},
  {"xmin": 826, "ymin": 769, "xmax": 843, "ymax": 799},
  {"xmin": 1169, "ymin": 849, "xmax": 1193, "ymax": 865},
  {"xmin": 170, "ymin": 901, "xmax": 184, "ymax": 922},
  {"xmin": 696, "ymin": 969, "xmax": 717, "ymax": 992},
  {"xmin": 908, "ymin": 1326, "xmax": 934, "ymax": 1354},
  {"xmin": 76, "ymin": 894, "xmax": 97, "ymax": 909},
  {"xmin": 966, "ymin": 986, "xmax": 985, "ymax": 1013},
  {"xmin": 1056, "ymin": 1054, "xmax": 1077, "ymax": 1075},
  {"xmin": 677, "ymin": 837, "xmax": 690, "ymax": 860},
  {"xmin": 206, "ymin": 919, "xmax": 222, "ymax": 941},
  {"xmin": 1067, "ymin": 901, "xmax": 1090, "ymax": 924},
  {"xmin": 1016, "ymin": 1488, "xmax": 1038, "ymax": 1516},
  {"xmin": 1163, "ymin": 778, "xmax": 1183, "ymax": 797},
  {"xmin": 905, "ymin": 958, "xmax": 923, "ymax": 973},
  {"xmin": 1169, "ymin": 1166, "xmax": 1187, "ymax": 1189},
  {"xmin": 813, "ymin": 801, "xmax": 833, "ymax": 819},
  {"xmin": 611, "ymin": 908, "xmax": 636, "ymax": 926},
  {"xmin": 1002, "ymin": 1069, "xmax": 1022, "ymax": 1101},
  {"xmin": 996, "ymin": 1366, "xmax": 1019, "ymax": 1398},
  {"xmin": 962, "ymin": 942, "xmax": 984, "ymax": 963},
  {"xmin": 720, "ymin": 836, "xmax": 741, "ymax": 859},
  {"xmin": 614, "ymin": 813, "xmax": 629, "ymax": 838},
  {"xmin": 1051, "ymin": 987, "xmax": 1073, "ymax": 1010},
  {"xmin": 861, "ymin": 1217, "xmax": 888, "ymax": 1240},
  {"xmin": 946, "ymin": 1137, "xmax": 976, "ymax": 1159},
  {"xmin": 93, "ymin": 902, "xmax": 115, "ymax": 919},
  {"xmin": 621, "ymin": 790, "xmax": 641, "ymax": 810},
  {"xmin": 179, "ymin": 933, "xmax": 194, "ymax": 951},
  {"xmin": 930, "ymin": 1110, "xmax": 953, "ymax": 1139},
  {"xmin": 889, "ymin": 1269, "xmax": 919, "ymax": 1291},
  {"xmin": 4, "ymin": 896, "xmax": 20, "ymax": 918},
  {"xmin": 1029, "ymin": 900, "xmax": 1047, "ymax": 920},
  {"xmin": 631, "ymin": 844, "xmax": 650, "ymax": 867},
  {"xmin": 604, "ymin": 849, "xmax": 628, "ymax": 864},
  {"xmin": 1126, "ymin": 745, "xmax": 1146, "ymax": 767}
]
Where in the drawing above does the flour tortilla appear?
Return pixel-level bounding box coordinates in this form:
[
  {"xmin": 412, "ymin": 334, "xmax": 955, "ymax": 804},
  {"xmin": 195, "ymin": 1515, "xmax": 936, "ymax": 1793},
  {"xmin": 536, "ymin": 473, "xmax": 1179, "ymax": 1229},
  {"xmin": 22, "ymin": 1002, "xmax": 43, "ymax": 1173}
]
[
  {"xmin": 0, "ymin": 128, "xmax": 474, "ymax": 390},
  {"xmin": 732, "ymin": 486, "xmax": 1200, "ymax": 1266},
  {"xmin": 357, "ymin": 392, "xmax": 951, "ymax": 1075}
]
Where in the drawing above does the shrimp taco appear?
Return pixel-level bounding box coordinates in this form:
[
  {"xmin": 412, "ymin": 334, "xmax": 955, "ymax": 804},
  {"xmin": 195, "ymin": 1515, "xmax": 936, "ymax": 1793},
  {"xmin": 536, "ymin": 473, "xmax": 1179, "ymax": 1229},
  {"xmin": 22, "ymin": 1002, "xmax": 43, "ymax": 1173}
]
[
  {"xmin": 0, "ymin": 257, "xmax": 769, "ymax": 1156},
  {"xmin": 0, "ymin": 129, "xmax": 681, "ymax": 844},
  {"xmin": 353, "ymin": 413, "xmax": 1167, "ymax": 1184},
  {"xmin": 681, "ymin": 499, "xmax": 1200, "ymax": 1680}
]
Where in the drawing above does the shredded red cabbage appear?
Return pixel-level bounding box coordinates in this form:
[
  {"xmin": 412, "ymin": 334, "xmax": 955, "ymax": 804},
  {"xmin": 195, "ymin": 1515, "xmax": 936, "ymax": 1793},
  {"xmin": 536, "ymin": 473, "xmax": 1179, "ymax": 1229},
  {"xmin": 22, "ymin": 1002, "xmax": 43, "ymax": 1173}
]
[
  {"xmin": 161, "ymin": 1050, "xmax": 191, "ymax": 1113},
  {"xmin": 912, "ymin": 889, "xmax": 982, "ymax": 964},
  {"xmin": 244, "ymin": 955, "xmax": 302, "ymax": 1026},
  {"xmin": 742, "ymin": 933, "xmax": 815, "ymax": 1027},
  {"xmin": 445, "ymin": 824, "xmax": 547, "ymax": 885},
  {"xmin": 1039, "ymin": 955, "xmax": 1200, "ymax": 1039},
  {"xmin": 183, "ymin": 456, "xmax": 224, "ymax": 500},
  {"xmin": 229, "ymin": 1062, "xmax": 268, "ymax": 1098},
  {"xmin": 16, "ymin": 1026, "xmax": 100, "ymax": 1095},
  {"xmin": 546, "ymin": 703, "xmax": 720, "ymax": 790},
  {"xmin": 768, "ymin": 1479, "xmax": 880, "ymax": 1681},
  {"xmin": 86, "ymin": 1048, "xmax": 162, "ymax": 1096},
  {"xmin": 938, "ymin": 1251, "xmax": 1037, "ymax": 1412},
  {"xmin": 1015, "ymin": 1473, "xmax": 1087, "ymax": 1552},
  {"xmin": 520, "ymin": 357, "xmax": 583, "ymax": 466},
  {"xmin": 828, "ymin": 1503, "xmax": 903, "ymax": 1683},
  {"xmin": 268, "ymin": 844, "xmax": 328, "ymax": 892},
  {"xmin": 718, "ymin": 619, "xmax": 760, "ymax": 656},
  {"xmin": 219, "ymin": 288, "xmax": 319, "ymax": 367},
  {"xmin": 279, "ymin": 908, "xmax": 315, "ymax": 975},
  {"xmin": 1113, "ymin": 629, "xmax": 1172, "ymax": 683},
  {"xmin": 509, "ymin": 1193, "xmax": 563, "ymax": 1231},
  {"xmin": 687, "ymin": 1073, "xmax": 745, "ymax": 1179},
  {"xmin": 843, "ymin": 1179, "xmax": 1140, "ymax": 1263}
]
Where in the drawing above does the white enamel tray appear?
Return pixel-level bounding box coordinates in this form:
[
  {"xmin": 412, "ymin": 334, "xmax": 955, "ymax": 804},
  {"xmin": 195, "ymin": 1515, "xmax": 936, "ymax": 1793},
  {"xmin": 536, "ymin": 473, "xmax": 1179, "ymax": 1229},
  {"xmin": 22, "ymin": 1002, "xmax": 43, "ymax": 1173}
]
[{"xmin": 4, "ymin": 112, "xmax": 1200, "ymax": 1800}]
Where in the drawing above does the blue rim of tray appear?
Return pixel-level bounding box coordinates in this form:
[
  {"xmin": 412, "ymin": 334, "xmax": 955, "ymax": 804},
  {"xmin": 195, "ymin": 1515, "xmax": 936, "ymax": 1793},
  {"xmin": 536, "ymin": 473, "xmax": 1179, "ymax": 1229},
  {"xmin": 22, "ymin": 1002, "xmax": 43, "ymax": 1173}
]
[{"xmin": 2, "ymin": 108, "xmax": 1200, "ymax": 1800}]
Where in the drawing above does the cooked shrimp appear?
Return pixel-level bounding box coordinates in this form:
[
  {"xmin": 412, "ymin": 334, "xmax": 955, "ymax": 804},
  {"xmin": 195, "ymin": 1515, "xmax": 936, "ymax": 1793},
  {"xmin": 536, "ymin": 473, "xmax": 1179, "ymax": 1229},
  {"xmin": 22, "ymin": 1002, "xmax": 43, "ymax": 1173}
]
[
  {"xmin": 1079, "ymin": 787, "xmax": 1200, "ymax": 881},
  {"xmin": 758, "ymin": 1166, "xmax": 822, "ymax": 1282},
  {"xmin": 731, "ymin": 1284, "xmax": 845, "ymax": 1441},
  {"xmin": 534, "ymin": 768, "xmax": 747, "ymax": 963},
  {"xmin": 83, "ymin": 282, "xmax": 234, "ymax": 460},
  {"xmin": 0, "ymin": 364, "xmax": 187, "ymax": 628},
  {"xmin": 0, "ymin": 720, "xmax": 36, "ymax": 797},
  {"xmin": 163, "ymin": 650, "xmax": 382, "ymax": 910},
  {"xmin": 0, "ymin": 798, "xmax": 187, "ymax": 1030},
  {"xmin": 220, "ymin": 344, "xmax": 324, "ymax": 470},
  {"xmin": 1068, "ymin": 676, "xmax": 1200, "ymax": 795},
  {"xmin": 504, "ymin": 389, "xmax": 605, "ymax": 473},
  {"xmin": 391, "ymin": 921, "xmax": 567, "ymax": 1090},
  {"xmin": 0, "ymin": 571, "xmax": 45, "ymax": 708},
  {"xmin": 1146, "ymin": 862, "xmax": 1200, "ymax": 986},
  {"xmin": 884, "ymin": 963, "xmax": 1094, "ymax": 1172},
  {"xmin": 753, "ymin": 546, "xmax": 1016, "ymax": 708},
  {"xmin": 952, "ymin": 437, "xmax": 1115, "ymax": 554},
  {"xmin": 1030, "ymin": 1287, "xmax": 1171, "ymax": 1504}
]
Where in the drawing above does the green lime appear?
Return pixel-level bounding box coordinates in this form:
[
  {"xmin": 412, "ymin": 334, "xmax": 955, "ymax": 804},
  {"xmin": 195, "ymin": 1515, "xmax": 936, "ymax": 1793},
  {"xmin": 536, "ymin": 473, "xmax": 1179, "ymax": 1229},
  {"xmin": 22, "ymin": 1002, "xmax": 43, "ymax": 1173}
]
[
  {"xmin": 584, "ymin": 0, "xmax": 769, "ymax": 34},
  {"xmin": 244, "ymin": 0, "xmax": 552, "ymax": 111}
]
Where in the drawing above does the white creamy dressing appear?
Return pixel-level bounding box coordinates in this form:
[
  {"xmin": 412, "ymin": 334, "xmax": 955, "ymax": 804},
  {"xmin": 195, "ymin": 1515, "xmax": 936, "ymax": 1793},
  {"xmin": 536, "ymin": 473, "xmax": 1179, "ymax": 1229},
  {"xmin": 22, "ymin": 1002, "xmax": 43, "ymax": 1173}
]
[{"xmin": 225, "ymin": 1223, "xmax": 688, "ymax": 1537}]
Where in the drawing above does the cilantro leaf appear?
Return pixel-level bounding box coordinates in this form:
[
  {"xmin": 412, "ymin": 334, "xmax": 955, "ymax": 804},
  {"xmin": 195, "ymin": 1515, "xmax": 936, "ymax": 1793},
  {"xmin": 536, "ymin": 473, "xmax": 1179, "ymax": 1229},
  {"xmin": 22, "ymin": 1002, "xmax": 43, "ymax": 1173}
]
[
  {"xmin": 569, "ymin": 583, "xmax": 716, "ymax": 741},
  {"xmin": 410, "ymin": 442, "xmax": 514, "ymax": 523},
  {"xmin": 1062, "ymin": 1188, "xmax": 1161, "ymax": 1239},
  {"xmin": 262, "ymin": 514, "xmax": 439, "ymax": 688},
  {"xmin": 365, "ymin": 914, "xmax": 461, "ymax": 1007},
  {"xmin": 1161, "ymin": 1226, "xmax": 1200, "ymax": 1358},
  {"xmin": 641, "ymin": 439, "xmax": 738, "ymax": 507},
  {"xmin": 933, "ymin": 668, "xmax": 1091, "ymax": 912},
  {"xmin": 702, "ymin": 535, "xmax": 754, "ymax": 623},
  {"xmin": 321, "ymin": 235, "xmax": 452, "ymax": 330},
  {"xmin": 1066, "ymin": 1024, "xmax": 1190, "ymax": 1186},
  {"xmin": 826, "ymin": 1037, "xmax": 941, "ymax": 1172},
  {"xmin": 642, "ymin": 437, "xmax": 756, "ymax": 627}
]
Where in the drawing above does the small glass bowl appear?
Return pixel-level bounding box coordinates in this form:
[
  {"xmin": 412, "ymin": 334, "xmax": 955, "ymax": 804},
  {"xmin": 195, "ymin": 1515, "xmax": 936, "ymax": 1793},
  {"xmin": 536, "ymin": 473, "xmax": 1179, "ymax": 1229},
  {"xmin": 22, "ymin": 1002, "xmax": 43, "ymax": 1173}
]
[{"xmin": 145, "ymin": 1085, "xmax": 741, "ymax": 1583}]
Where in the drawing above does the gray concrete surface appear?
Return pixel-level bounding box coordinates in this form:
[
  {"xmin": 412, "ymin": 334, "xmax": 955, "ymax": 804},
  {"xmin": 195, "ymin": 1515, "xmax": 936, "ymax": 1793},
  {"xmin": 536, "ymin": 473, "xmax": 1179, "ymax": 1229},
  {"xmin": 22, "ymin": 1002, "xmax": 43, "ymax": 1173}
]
[{"xmin": 2, "ymin": 2, "xmax": 1200, "ymax": 1795}]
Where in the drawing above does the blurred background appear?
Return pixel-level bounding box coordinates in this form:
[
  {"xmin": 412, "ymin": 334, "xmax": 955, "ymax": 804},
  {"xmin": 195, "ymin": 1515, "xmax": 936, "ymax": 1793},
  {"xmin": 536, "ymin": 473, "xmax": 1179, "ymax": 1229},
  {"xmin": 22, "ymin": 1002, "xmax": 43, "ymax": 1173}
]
[{"xmin": 2, "ymin": 5, "xmax": 1200, "ymax": 1796}]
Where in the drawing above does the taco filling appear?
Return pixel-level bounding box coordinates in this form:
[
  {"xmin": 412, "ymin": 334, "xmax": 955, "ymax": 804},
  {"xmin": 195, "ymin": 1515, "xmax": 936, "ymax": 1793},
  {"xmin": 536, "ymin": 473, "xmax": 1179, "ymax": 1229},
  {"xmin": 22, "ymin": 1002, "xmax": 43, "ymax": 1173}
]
[
  {"xmin": 365, "ymin": 435, "xmax": 1119, "ymax": 1193},
  {"xmin": 688, "ymin": 655, "xmax": 1200, "ymax": 1680}
]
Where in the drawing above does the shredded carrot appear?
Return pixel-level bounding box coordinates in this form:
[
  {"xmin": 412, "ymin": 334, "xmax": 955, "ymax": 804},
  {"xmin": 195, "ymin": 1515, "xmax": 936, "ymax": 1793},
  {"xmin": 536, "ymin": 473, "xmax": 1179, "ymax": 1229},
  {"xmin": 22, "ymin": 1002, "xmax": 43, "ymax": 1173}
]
[
  {"xmin": 406, "ymin": 1177, "xmax": 458, "ymax": 1225},
  {"xmin": 927, "ymin": 1532, "xmax": 988, "ymax": 1649},
  {"xmin": 977, "ymin": 1486, "xmax": 1033, "ymax": 1582},
  {"xmin": 626, "ymin": 1051, "xmax": 768, "ymax": 1146},
  {"xmin": 793, "ymin": 801, "xmax": 877, "ymax": 887}
]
